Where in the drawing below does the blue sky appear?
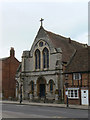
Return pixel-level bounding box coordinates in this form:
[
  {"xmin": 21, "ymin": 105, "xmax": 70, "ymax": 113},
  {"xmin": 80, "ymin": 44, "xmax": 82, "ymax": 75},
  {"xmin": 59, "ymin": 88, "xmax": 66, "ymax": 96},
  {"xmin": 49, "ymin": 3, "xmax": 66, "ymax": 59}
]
[{"xmin": 0, "ymin": 0, "xmax": 89, "ymax": 61}]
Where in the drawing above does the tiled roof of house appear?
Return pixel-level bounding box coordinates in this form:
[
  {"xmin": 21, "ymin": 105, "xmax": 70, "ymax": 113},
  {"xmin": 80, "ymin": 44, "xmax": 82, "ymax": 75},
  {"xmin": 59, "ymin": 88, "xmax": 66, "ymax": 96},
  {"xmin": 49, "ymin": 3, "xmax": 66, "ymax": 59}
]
[
  {"xmin": 0, "ymin": 57, "xmax": 9, "ymax": 61},
  {"xmin": 64, "ymin": 47, "xmax": 89, "ymax": 73},
  {"xmin": 45, "ymin": 29, "xmax": 85, "ymax": 62}
]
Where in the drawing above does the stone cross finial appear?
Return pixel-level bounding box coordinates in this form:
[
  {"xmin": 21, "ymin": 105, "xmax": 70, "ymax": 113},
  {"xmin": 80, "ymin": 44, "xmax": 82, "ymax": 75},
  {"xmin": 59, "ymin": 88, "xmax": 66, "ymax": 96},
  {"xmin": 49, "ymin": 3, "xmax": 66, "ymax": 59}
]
[{"xmin": 40, "ymin": 18, "xmax": 44, "ymax": 27}]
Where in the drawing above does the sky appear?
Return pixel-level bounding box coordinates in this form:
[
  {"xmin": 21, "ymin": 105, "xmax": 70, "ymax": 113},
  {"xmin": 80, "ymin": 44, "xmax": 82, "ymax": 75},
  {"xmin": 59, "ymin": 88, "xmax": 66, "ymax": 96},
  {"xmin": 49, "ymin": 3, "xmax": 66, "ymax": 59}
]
[{"xmin": 0, "ymin": 0, "xmax": 89, "ymax": 61}]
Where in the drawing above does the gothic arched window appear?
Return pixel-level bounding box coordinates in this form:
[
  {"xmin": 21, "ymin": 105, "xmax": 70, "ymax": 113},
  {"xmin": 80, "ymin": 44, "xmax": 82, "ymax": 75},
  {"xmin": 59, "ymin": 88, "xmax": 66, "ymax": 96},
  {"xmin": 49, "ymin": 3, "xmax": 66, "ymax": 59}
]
[
  {"xmin": 35, "ymin": 49, "xmax": 41, "ymax": 69},
  {"xmin": 43, "ymin": 47, "xmax": 49, "ymax": 69},
  {"xmin": 49, "ymin": 80, "xmax": 54, "ymax": 92},
  {"xmin": 30, "ymin": 81, "xmax": 34, "ymax": 94}
]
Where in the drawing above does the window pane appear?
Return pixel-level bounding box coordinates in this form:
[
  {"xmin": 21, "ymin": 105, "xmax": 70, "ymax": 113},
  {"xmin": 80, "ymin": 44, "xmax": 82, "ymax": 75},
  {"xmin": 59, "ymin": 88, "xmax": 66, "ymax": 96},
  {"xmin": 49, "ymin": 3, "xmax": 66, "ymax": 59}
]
[
  {"xmin": 43, "ymin": 51, "xmax": 45, "ymax": 68},
  {"xmin": 35, "ymin": 49, "xmax": 41, "ymax": 69},
  {"xmin": 39, "ymin": 42, "xmax": 43, "ymax": 47},
  {"xmin": 73, "ymin": 73, "xmax": 81, "ymax": 80},
  {"xmin": 68, "ymin": 90, "xmax": 70, "ymax": 97},
  {"xmin": 75, "ymin": 90, "xmax": 77, "ymax": 97},
  {"xmin": 71, "ymin": 90, "xmax": 73, "ymax": 97},
  {"xmin": 43, "ymin": 48, "xmax": 49, "ymax": 69},
  {"xmin": 50, "ymin": 83, "xmax": 53, "ymax": 91},
  {"xmin": 79, "ymin": 73, "xmax": 81, "ymax": 80}
]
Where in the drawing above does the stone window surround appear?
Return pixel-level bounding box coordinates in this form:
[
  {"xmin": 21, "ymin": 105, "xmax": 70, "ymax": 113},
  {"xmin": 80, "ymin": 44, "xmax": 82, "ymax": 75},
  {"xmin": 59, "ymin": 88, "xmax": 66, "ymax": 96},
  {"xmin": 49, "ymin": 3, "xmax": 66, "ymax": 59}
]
[{"xmin": 34, "ymin": 40, "xmax": 50, "ymax": 71}]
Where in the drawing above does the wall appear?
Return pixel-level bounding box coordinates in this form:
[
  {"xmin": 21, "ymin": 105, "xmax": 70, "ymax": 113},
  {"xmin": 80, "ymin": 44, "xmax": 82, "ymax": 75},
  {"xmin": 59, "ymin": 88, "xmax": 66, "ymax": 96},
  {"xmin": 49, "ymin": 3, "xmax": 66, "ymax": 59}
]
[
  {"xmin": 2, "ymin": 56, "xmax": 20, "ymax": 99},
  {"xmin": 64, "ymin": 72, "xmax": 89, "ymax": 105}
]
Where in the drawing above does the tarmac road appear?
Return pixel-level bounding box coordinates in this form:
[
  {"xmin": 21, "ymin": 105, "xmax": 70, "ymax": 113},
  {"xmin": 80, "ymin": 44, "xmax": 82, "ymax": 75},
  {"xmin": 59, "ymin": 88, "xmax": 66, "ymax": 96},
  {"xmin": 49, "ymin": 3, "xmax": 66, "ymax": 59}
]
[{"xmin": 2, "ymin": 103, "xmax": 88, "ymax": 118}]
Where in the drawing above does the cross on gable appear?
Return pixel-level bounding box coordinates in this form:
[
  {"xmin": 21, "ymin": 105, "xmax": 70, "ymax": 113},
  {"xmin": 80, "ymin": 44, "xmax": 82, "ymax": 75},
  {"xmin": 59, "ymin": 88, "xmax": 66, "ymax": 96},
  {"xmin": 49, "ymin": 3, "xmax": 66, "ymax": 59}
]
[{"xmin": 40, "ymin": 18, "xmax": 44, "ymax": 27}]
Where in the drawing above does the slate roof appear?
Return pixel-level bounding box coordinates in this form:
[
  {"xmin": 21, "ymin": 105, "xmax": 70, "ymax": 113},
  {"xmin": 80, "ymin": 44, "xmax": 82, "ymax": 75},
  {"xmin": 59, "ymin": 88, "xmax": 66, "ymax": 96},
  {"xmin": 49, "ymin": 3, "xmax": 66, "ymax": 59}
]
[
  {"xmin": 45, "ymin": 29, "xmax": 85, "ymax": 62},
  {"xmin": 64, "ymin": 47, "xmax": 89, "ymax": 73},
  {"xmin": 33, "ymin": 26, "xmax": 89, "ymax": 73}
]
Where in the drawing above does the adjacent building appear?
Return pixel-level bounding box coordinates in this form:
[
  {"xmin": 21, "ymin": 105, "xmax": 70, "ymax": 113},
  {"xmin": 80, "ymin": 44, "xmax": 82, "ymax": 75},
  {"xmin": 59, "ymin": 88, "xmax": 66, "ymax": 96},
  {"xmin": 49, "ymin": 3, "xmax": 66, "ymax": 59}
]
[
  {"xmin": 64, "ymin": 47, "xmax": 90, "ymax": 105},
  {"xmin": 0, "ymin": 47, "xmax": 20, "ymax": 100}
]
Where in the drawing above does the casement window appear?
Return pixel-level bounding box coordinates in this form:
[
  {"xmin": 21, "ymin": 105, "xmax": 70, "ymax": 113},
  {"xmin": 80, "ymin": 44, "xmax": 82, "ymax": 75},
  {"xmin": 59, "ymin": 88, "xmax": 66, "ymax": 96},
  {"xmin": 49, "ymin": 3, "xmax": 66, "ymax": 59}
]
[
  {"xmin": 73, "ymin": 73, "xmax": 81, "ymax": 80},
  {"xmin": 68, "ymin": 88, "xmax": 79, "ymax": 99}
]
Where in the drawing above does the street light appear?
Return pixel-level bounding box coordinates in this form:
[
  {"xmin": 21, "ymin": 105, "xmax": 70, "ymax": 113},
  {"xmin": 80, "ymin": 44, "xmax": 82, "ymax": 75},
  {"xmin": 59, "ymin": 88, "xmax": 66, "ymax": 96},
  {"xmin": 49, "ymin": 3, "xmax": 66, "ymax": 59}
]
[
  {"xmin": 20, "ymin": 74, "xmax": 24, "ymax": 104},
  {"xmin": 65, "ymin": 74, "xmax": 69, "ymax": 107},
  {"xmin": 16, "ymin": 82, "xmax": 19, "ymax": 100},
  {"xmin": 20, "ymin": 84, "xmax": 22, "ymax": 104}
]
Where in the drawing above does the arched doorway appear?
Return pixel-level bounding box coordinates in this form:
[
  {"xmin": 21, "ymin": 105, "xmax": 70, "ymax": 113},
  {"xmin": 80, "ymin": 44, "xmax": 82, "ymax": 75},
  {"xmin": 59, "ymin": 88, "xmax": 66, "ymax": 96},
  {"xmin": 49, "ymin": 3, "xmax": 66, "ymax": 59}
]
[{"xmin": 37, "ymin": 76, "xmax": 46, "ymax": 97}]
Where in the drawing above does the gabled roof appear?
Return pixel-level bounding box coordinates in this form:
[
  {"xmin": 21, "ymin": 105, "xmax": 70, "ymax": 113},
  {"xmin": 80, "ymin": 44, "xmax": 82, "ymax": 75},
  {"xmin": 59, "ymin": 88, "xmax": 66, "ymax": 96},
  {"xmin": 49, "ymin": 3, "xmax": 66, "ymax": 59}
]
[
  {"xmin": 45, "ymin": 29, "xmax": 85, "ymax": 62},
  {"xmin": 34, "ymin": 26, "xmax": 86, "ymax": 62},
  {"xmin": 64, "ymin": 47, "xmax": 89, "ymax": 73}
]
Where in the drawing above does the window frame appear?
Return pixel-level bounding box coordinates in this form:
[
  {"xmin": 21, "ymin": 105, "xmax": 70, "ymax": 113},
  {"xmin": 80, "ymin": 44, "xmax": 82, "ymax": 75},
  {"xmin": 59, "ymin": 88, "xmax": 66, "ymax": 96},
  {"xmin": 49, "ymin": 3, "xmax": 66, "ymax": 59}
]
[
  {"xmin": 35, "ymin": 49, "xmax": 41, "ymax": 70},
  {"xmin": 67, "ymin": 88, "xmax": 79, "ymax": 99},
  {"xmin": 50, "ymin": 80, "xmax": 53, "ymax": 92},
  {"xmin": 43, "ymin": 47, "xmax": 49, "ymax": 69},
  {"xmin": 73, "ymin": 73, "xmax": 81, "ymax": 80}
]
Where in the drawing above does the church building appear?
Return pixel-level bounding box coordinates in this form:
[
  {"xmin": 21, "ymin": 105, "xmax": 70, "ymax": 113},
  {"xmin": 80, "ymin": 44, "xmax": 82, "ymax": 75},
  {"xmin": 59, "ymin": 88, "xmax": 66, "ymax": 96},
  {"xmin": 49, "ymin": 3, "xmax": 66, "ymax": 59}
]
[{"xmin": 16, "ymin": 19, "xmax": 88, "ymax": 103}]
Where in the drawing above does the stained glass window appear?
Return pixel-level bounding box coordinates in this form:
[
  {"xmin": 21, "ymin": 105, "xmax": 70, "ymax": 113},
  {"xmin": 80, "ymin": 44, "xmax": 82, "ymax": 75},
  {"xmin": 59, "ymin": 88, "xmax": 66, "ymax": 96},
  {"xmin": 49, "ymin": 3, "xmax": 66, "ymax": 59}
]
[
  {"xmin": 35, "ymin": 49, "xmax": 41, "ymax": 69},
  {"xmin": 50, "ymin": 80, "xmax": 53, "ymax": 92},
  {"xmin": 39, "ymin": 42, "xmax": 43, "ymax": 47},
  {"xmin": 43, "ymin": 48, "xmax": 49, "ymax": 69}
]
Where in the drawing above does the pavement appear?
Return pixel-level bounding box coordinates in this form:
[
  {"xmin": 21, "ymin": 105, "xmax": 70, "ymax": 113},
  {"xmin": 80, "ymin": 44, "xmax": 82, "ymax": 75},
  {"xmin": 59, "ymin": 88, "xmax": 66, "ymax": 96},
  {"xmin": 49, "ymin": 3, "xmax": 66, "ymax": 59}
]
[{"xmin": 1, "ymin": 100, "xmax": 89, "ymax": 110}]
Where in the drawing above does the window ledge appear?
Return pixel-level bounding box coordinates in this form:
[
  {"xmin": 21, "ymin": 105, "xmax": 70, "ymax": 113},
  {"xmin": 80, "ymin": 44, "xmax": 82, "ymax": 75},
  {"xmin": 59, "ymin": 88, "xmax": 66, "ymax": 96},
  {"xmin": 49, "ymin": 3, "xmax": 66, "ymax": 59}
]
[{"xmin": 68, "ymin": 97, "xmax": 79, "ymax": 99}]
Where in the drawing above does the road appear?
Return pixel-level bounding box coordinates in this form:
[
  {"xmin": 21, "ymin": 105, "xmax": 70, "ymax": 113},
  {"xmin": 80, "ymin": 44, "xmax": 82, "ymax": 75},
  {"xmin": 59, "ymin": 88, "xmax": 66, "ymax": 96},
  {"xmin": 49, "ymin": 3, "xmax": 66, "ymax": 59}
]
[{"xmin": 2, "ymin": 103, "xmax": 88, "ymax": 118}]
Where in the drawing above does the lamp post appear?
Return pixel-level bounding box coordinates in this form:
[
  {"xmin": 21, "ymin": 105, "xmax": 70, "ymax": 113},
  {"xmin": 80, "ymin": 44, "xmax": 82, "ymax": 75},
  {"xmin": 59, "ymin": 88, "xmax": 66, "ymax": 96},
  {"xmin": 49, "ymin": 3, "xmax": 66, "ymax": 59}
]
[
  {"xmin": 65, "ymin": 74, "xmax": 69, "ymax": 107},
  {"xmin": 20, "ymin": 84, "xmax": 22, "ymax": 104},
  {"xmin": 20, "ymin": 75, "xmax": 24, "ymax": 104},
  {"xmin": 16, "ymin": 82, "xmax": 18, "ymax": 100}
]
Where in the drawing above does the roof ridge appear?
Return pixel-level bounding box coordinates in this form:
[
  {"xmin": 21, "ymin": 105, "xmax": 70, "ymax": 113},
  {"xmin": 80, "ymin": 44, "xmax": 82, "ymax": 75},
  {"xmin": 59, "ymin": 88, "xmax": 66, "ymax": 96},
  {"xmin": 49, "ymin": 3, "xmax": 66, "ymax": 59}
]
[
  {"xmin": 45, "ymin": 29, "xmax": 86, "ymax": 46},
  {"xmin": 45, "ymin": 29, "xmax": 68, "ymax": 40}
]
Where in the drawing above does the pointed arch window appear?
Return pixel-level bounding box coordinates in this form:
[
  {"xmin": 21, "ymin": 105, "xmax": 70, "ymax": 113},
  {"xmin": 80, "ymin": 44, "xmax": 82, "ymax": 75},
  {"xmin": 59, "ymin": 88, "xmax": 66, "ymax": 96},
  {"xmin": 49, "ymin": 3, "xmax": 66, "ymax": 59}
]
[
  {"xmin": 49, "ymin": 80, "xmax": 54, "ymax": 92},
  {"xmin": 30, "ymin": 81, "xmax": 34, "ymax": 94},
  {"xmin": 43, "ymin": 47, "xmax": 49, "ymax": 69},
  {"xmin": 35, "ymin": 49, "xmax": 41, "ymax": 69}
]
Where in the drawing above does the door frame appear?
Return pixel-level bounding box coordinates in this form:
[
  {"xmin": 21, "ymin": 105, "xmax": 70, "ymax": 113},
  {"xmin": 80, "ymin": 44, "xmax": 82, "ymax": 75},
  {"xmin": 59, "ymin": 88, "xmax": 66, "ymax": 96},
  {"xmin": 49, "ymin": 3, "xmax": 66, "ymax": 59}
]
[
  {"xmin": 81, "ymin": 89, "xmax": 89, "ymax": 105},
  {"xmin": 37, "ymin": 76, "xmax": 46, "ymax": 97}
]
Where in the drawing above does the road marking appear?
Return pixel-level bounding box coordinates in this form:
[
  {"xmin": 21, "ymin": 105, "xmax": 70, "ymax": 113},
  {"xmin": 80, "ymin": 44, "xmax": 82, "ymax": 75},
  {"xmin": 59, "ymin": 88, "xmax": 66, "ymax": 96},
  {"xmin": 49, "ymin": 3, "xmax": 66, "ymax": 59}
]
[
  {"xmin": 16, "ymin": 105, "xmax": 25, "ymax": 107},
  {"xmin": 53, "ymin": 116, "xmax": 66, "ymax": 118}
]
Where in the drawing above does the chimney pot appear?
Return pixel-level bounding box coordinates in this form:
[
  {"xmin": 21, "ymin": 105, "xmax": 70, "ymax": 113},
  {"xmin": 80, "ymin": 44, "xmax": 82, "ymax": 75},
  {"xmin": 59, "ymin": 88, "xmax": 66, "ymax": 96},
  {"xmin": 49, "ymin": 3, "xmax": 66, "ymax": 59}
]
[{"xmin": 10, "ymin": 47, "xmax": 15, "ymax": 57}]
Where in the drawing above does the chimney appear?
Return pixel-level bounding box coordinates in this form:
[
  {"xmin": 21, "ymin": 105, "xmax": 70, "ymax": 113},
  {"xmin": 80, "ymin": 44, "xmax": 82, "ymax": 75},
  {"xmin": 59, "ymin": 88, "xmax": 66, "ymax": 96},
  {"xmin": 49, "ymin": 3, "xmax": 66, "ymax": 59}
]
[
  {"xmin": 69, "ymin": 38, "xmax": 71, "ymax": 43},
  {"xmin": 10, "ymin": 47, "xmax": 15, "ymax": 57}
]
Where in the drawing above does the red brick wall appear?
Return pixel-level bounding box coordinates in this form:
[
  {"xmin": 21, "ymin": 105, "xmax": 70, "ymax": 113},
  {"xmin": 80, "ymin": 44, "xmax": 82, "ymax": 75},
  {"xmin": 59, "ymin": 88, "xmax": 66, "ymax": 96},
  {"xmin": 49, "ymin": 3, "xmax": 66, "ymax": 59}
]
[
  {"xmin": 2, "ymin": 55, "xmax": 20, "ymax": 99},
  {"xmin": 64, "ymin": 73, "xmax": 89, "ymax": 105},
  {"xmin": 68, "ymin": 99, "xmax": 80, "ymax": 105},
  {"xmin": 0, "ymin": 61, "xmax": 2, "ymax": 94},
  {"xmin": 89, "ymin": 73, "xmax": 90, "ymax": 105}
]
